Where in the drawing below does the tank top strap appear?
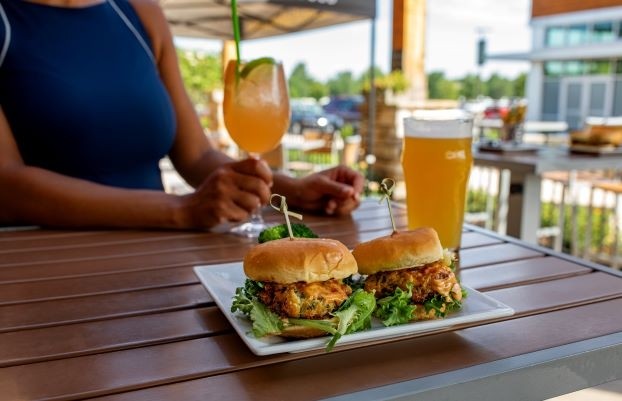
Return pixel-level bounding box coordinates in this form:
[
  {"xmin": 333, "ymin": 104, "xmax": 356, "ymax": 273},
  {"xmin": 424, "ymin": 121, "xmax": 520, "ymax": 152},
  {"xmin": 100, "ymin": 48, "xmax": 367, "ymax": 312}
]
[
  {"xmin": 107, "ymin": 0, "xmax": 155, "ymax": 65},
  {"xmin": 0, "ymin": 0, "xmax": 11, "ymax": 69}
]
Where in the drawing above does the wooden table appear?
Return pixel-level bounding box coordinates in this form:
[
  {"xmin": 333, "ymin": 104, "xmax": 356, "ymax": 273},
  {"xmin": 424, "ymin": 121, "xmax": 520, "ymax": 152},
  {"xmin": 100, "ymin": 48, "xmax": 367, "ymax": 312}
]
[
  {"xmin": 1, "ymin": 200, "xmax": 622, "ymax": 400},
  {"xmin": 474, "ymin": 146, "xmax": 622, "ymax": 244}
]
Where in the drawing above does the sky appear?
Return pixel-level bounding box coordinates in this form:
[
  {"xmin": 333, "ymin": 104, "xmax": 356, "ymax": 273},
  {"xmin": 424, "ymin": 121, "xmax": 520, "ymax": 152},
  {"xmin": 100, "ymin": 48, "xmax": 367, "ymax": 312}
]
[{"xmin": 175, "ymin": 0, "xmax": 532, "ymax": 81}]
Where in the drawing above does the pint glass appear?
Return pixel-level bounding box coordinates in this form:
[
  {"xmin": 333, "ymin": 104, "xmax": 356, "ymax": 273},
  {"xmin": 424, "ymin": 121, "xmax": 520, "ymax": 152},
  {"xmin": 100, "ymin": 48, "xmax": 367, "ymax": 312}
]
[{"xmin": 402, "ymin": 110, "xmax": 473, "ymax": 250}]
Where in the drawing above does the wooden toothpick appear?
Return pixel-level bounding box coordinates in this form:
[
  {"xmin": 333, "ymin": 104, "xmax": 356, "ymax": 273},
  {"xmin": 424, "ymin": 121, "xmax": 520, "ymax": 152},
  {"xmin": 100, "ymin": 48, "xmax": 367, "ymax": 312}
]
[
  {"xmin": 270, "ymin": 194, "xmax": 303, "ymax": 240},
  {"xmin": 379, "ymin": 178, "xmax": 397, "ymax": 233}
]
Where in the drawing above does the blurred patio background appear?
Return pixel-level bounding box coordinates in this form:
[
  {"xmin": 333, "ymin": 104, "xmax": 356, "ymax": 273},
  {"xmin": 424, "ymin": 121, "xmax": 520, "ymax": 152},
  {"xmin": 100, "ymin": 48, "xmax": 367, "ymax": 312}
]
[{"xmin": 160, "ymin": 0, "xmax": 622, "ymax": 276}]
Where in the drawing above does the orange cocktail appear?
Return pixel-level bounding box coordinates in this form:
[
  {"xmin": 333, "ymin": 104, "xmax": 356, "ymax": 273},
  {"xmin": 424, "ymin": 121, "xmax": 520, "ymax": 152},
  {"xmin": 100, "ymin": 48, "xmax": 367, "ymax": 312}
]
[
  {"xmin": 402, "ymin": 111, "xmax": 473, "ymax": 250},
  {"xmin": 223, "ymin": 59, "xmax": 290, "ymax": 155}
]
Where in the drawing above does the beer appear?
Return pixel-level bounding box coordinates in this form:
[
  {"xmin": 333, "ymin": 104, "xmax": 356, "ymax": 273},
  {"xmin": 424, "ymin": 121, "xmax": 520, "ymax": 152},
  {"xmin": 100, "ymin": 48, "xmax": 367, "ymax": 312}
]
[
  {"xmin": 402, "ymin": 112, "xmax": 473, "ymax": 250},
  {"xmin": 223, "ymin": 60, "xmax": 290, "ymax": 155}
]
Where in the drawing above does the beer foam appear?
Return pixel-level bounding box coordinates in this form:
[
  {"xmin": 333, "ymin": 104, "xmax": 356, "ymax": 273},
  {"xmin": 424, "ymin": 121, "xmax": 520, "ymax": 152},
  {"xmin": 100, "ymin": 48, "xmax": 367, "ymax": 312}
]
[{"xmin": 403, "ymin": 109, "xmax": 473, "ymax": 139}]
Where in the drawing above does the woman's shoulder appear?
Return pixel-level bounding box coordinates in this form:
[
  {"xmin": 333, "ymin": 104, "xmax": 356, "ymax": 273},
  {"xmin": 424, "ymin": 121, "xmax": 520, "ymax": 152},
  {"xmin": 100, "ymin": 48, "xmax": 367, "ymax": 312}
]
[{"xmin": 127, "ymin": 0, "xmax": 172, "ymax": 61}]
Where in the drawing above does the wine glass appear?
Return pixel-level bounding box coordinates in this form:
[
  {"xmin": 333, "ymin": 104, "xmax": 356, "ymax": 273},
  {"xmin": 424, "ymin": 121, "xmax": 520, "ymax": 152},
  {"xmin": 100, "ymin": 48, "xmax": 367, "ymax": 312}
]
[{"xmin": 223, "ymin": 58, "xmax": 291, "ymax": 238}]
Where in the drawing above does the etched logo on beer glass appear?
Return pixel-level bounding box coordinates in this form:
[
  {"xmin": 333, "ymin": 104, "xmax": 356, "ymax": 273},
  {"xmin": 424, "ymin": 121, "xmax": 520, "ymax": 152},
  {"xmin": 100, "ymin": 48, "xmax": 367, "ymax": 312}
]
[{"xmin": 402, "ymin": 110, "xmax": 473, "ymax": 250}]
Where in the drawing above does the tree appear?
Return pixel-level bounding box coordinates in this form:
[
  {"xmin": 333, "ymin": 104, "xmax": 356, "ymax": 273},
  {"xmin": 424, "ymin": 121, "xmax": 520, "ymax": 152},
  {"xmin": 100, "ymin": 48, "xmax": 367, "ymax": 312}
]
[
  {"xmin": 176, "ymin": 50, "xmax": 222, "ymax": 104},
  {"xmin": 427, "ymin": 71, "xmax": 460, "ymax": 99},
  {"xmin": 486, "ymin": 73, "xmax": 513, "ymax": 99},
  {"xmin": 459, "ymin": 74, "xmax": 484, "ymax": 99},
  {"xmin": 327, "ymin": 71, "xmax": 361, "ymax": 96},
  {"xmin": 512, "ymin": 73, "xmax": 527, "ymax": 97},
  {"xmin": 288, "ymin": 62, "xmax": 327, "ymax": 99}
]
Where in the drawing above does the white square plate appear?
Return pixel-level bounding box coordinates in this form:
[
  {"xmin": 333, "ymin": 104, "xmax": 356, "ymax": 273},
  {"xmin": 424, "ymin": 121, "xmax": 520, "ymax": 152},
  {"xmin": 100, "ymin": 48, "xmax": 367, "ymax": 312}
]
[{"xmin": 194, "ymin": 263, "xmax": 514, "ymax": 356}]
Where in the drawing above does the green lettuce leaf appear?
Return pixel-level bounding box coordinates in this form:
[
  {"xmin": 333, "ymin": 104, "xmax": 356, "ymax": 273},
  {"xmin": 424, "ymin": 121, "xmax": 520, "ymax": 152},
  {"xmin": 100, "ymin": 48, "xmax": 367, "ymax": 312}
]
[
  {"xmin": 374, "ymin": 284, "xmax": 416, "ymax": 327},
  {"xmin": 231, "ymin": 279, "xmax": 263, "ymax": 317},
  {"xmin": 326, "ymin": 289, "xmax": 376, "ymax": 351},
  {"xmin": 290, "ymin": 289, "xmax": 376, "ymax": 351},
  {"xmin": 423, "ymin": 288, "xmax": 468, "ymax": 318},
  {"xmin": 248, "ymin": 299, "xmax": 284, "ymax": 337},
  {"xmin": 232, "ymin": 281, "xmax": 376, "ymax": 351},
  {"xmin": 231, "ymin": 279, "xmax": 283, "ymax": 337}
]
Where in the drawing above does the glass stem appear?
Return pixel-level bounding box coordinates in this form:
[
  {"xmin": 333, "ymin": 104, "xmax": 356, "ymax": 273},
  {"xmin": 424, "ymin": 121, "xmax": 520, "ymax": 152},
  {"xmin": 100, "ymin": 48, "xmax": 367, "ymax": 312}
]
[
  {"xmin": 248, "ymin": 152, "xmax": 265, "ymax": 225},
  {"xmin": 249, "ymin": 207, "xmax": 264, "ymax": 225}
]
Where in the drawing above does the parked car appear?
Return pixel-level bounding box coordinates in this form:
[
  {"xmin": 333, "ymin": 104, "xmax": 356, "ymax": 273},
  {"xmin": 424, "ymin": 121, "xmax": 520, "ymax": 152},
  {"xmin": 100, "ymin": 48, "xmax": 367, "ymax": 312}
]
[
  {"xmin": 289, "ymin": 99, "xmax": 344, "ymax": 135},
  {"xmin": 322, "ymin": 95, "xmax": 364, "ymax": 127}
]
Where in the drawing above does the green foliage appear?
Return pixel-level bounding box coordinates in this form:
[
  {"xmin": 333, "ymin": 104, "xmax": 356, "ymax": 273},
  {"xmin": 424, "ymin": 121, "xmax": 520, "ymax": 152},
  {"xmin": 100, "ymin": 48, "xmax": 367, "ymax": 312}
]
[
  {"xmin": 540, "ymin": 202, "xmax": 612, "ymax": 254},
  {"xmin": 486, "ymin": 73, "xmax": 514, "ymax": 99},
  {"xmin": 361, "ymin": 69, "xmax": 409, "ymax": 93},
  {"xmin": 513, "ymin": 73, "xmax": 527, "ymax": 97},
  {"xmin": 428, "ymin": 71, "xmax": 460, "ymax": 100},
  {"xmin": 288, "ymin": 63, "xmax": 327, "ymax": 99},
  {"xmin": 176, "ymin": 54, "xmax": 526, "ymax": 113},
  {"xmin": 466, "ymin": 189, "xmax": 495, "ymax": 213},
  {"xmin": 340, "ymin": 123, "xmax": 355, "ymax": 139},
  {"xmin": 358, "ymin": 66, "xmax": 386, "ymax": 91},
  {"xmin": 327, "ymin": 71, "xmax": 361, "ymax": 96},
  {"xmin": 176, "ymin": 50, "xmax": 222, "ymax": 104}
]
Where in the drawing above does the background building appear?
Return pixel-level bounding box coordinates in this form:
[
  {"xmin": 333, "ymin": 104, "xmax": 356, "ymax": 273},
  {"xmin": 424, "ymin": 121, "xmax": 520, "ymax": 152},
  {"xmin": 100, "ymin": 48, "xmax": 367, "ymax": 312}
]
[{"xmin": 491, "ymin": 0, "xmax": 622, "ymax": 129}]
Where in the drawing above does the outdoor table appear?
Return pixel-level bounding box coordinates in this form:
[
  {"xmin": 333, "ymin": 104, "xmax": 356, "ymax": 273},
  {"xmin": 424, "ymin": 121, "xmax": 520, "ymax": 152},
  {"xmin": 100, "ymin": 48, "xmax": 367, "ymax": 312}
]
[
  {"xmin": 473, "ymin": 146, "xmax": 622, "ymax": 244},
  {"xmin": 1, "ymin": 199, "xmax": 622, "ymax": 400}
]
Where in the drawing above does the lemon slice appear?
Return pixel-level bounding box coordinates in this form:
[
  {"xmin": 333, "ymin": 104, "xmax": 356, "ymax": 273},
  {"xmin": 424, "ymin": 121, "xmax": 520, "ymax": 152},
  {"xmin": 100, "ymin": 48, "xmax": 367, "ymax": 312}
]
[{"xmin": 240, "ymin": 57, "xmax": 277, "ymax": 78}]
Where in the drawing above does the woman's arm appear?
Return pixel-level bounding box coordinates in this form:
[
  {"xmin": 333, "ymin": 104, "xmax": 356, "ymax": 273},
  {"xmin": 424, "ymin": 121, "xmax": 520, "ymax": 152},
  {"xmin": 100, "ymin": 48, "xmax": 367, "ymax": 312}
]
[
  {"xmin": 130, "ymin": 0, "xmax": 236, "ymax": 187},
  {"xmin": 0, "ymin": 107, "xmax": 274, "ymax": 229},
  {"xmin": 0, "ymin": 108, "xmax": 186, "ymax": 228}
]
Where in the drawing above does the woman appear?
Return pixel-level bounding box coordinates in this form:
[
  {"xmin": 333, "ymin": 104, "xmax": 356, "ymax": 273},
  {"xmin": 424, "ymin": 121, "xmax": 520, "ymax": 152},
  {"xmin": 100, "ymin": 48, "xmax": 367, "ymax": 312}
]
[{"xmin": 0, "ymin": 0, "xmax": 363, "ymax": 229}]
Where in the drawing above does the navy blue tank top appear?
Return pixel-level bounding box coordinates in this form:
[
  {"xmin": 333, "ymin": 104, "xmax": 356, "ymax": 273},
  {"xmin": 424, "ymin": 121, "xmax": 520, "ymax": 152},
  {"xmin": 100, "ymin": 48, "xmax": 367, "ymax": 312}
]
[{"xmin": 0, "ymin": 0, "xmax": 176, "ymax": 190}]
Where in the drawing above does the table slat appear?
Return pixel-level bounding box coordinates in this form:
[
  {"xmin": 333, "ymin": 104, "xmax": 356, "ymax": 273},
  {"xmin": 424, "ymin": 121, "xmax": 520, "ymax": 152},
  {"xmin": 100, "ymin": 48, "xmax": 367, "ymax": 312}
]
[
  {"xmin": 92, "ymin": 299, "xmax": 622, "ymax": 401},
  {"xmin": 460, "ymin": 243, "xmax": 543, "ymax": 269},
  {"xmin": 0, "ymin": 284, "xmax": 210, "ymax": 333},
  {"xmin": 461, "ymin": 256, "xmax": 591, "ymax": 291},
  {"xmin": 4, "ymin": 298, "xmax": 621, "ymax": 401},
  {"xmin": 1, "ymin": 267, "xmax": 607, "ymax": 367},
  {"xmin": 0, "ymin": 307, "xmax": 230, "ymax": 368}
]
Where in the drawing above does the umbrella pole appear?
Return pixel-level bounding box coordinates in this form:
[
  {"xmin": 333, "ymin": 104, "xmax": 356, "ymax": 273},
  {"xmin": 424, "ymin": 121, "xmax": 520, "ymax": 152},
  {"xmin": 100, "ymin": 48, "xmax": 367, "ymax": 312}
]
[{"xmin": 368, "ymin": 8, "xmax": 377, "ymax": 165}]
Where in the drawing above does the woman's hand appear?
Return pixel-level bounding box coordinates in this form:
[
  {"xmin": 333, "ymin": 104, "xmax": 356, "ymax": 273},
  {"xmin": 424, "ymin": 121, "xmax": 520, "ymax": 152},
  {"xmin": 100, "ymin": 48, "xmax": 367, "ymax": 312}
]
[
  {"xmin": 177, "ymin": 158, "xmax": 273, "ymax": 228},
  {"xmin": 292, "ymin": 166, "xmax": 365, "ymax": 216}
]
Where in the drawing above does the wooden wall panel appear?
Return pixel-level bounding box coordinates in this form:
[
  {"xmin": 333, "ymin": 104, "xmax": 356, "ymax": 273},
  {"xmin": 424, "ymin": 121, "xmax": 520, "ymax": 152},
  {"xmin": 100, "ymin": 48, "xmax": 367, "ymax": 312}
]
[{"xmin": 533, "ymin": 0, "xmax": 622, "ymax": 18}]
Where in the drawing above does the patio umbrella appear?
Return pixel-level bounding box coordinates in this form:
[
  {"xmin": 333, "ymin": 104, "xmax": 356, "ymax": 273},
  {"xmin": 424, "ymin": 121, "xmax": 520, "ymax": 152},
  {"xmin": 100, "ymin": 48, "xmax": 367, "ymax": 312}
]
[
  {"xmin": 161, "ymin": 0, "xmax": 379, "ymax": 155},
  {"xmin": 161, "ymin": 0, "xmax": 376, "ymax": 40}
]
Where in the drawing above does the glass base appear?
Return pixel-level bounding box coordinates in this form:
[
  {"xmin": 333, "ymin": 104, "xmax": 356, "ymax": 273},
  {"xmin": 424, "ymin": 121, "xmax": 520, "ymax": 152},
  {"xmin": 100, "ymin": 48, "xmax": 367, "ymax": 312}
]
[{"xmin": 229, "ymin": 220, "xmax": 272, "ymax": 239}]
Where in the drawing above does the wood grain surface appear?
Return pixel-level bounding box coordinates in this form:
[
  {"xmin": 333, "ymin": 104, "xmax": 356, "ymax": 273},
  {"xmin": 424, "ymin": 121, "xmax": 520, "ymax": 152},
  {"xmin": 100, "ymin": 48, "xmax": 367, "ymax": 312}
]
[{"xmin": 0, "ymin": 200, "xmax": 620, "ymax": 401}]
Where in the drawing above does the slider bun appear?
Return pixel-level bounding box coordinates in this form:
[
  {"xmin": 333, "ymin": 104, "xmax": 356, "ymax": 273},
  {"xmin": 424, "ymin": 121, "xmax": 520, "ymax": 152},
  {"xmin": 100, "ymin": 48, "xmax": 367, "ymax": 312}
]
[
  {"xmin": 352, "ymin": 227, "xmax": 443, "ymax": 275},
  {"xmin": 243, "ymin": 237, "xmax": 357, "ymax": 284}
]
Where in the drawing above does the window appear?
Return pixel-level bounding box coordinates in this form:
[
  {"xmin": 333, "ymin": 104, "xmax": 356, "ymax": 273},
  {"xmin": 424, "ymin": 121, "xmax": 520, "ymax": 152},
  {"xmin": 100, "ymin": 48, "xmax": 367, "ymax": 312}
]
[
  {"xmin": 542, "ymin": 80, "xmax": 560, "ymax": 120},
  {"xmin": 544, "ymin": 61, "xmax": 564, "ymax": 76},
  {"xmin": 613, "ymin": 79, "xmax": 622, "ymax": 115},
  {"xmin": 565, "ymin": 61, "xmax": 584, "ymax": 76},
  {"xmin": 592, "ymin": 22, "xmax": 615, "ymax": 43},
  {"xmin": 567, "ymin": 24, "xmax": 588, "ymax": 46},
  {"xmin": 545, "ymin": 27, "xmax": 565, "ymax": 47}
]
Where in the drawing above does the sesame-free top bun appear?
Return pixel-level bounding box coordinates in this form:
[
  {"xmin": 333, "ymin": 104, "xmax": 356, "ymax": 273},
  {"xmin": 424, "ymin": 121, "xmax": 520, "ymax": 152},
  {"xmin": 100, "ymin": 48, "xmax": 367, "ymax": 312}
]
[
  {"xmin": 243, "ymin": 237, "xmax": 357, "ymax": 284},
  {"xmin": 352, "ymin": 227, "xmax": 444, "ymax": 275}
]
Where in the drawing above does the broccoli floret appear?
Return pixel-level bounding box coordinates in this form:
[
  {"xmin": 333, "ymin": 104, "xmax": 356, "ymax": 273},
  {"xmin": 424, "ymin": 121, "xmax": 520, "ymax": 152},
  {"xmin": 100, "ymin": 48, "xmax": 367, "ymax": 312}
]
[{"xmin": 258, "ymin": 223, "xmax": 318, "ymax": 243}]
